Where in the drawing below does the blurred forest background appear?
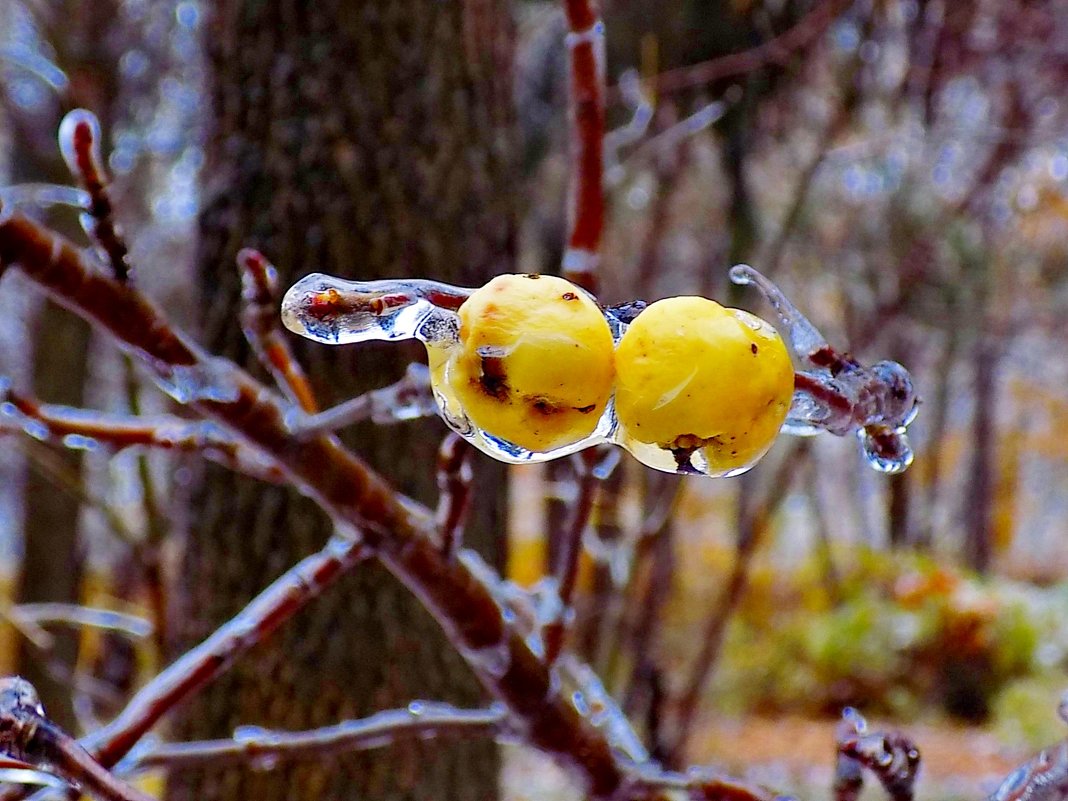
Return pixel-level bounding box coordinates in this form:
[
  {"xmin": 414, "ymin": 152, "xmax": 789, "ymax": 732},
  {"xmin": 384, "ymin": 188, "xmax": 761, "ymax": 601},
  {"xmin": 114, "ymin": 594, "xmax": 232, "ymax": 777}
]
[{"xmin": 1, "ymin": 0, "xmax": 1067, "ymax": 799}]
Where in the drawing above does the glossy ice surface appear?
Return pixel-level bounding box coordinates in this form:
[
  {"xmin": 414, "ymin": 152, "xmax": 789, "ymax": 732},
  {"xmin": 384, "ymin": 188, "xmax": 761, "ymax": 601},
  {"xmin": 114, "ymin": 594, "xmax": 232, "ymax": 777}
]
[{"xmin": 281, "ymin": 267, "xmax": 919, "ymax": 476}]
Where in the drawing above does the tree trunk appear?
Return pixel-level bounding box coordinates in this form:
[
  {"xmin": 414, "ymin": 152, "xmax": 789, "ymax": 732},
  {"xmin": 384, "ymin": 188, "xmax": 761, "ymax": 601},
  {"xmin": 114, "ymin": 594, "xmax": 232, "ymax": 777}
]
[
  {"xmin": 9, "ymin": 0, "xmax": 122, "ymax": 731},
  {"xmin": 167, "ymin": 2, "xmax": 515, "ymax": 800}
]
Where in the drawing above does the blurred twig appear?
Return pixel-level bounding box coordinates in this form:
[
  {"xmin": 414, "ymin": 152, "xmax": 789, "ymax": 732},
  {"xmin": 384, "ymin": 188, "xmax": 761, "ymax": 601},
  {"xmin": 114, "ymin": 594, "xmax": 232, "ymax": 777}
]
[{"xmin": 560, "ymin": 0, "xmax": 606, "ymax": 293}]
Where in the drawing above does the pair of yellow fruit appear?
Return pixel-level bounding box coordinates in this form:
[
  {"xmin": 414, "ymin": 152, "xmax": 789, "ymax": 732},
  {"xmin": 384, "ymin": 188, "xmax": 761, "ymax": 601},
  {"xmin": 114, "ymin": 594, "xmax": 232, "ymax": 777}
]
[{"xmin": 428, "ymin": 273, "xmax": 795, "ymax": 473}]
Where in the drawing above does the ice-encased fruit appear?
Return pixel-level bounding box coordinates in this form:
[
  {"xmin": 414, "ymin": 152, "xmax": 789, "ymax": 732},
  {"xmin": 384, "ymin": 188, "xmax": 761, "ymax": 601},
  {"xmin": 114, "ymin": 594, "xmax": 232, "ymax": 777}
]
[
  {"xmin": 613, "ymin": 296, "xmax": 793, "ymax": 474},
  {"xmin": 431, "ymin": 274, "xmax": 616, "ymax": 453}
]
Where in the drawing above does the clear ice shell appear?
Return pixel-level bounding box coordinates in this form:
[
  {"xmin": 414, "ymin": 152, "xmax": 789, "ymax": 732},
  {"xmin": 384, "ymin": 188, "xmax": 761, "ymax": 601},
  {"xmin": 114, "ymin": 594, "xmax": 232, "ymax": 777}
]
[{"xmin": 281, "ymin": 272, "xmax": 915, "ymax": 477}]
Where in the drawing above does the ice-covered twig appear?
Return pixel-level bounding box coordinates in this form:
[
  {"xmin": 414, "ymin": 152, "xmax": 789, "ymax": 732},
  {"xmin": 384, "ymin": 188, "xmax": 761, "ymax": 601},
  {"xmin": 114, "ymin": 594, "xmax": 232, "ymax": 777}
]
[
  {"xmin": 561, "ymin": 0, "xmax": 606, "ymax": 293},
  {"xmin": 621, "ymin": 97, "xmax": 729, "ymax": 173},
  {"xmin": 0, "ymin": 678, "xmax": 152, "ymax": 801},
  {"xmin": 6, "ymin": 605, "xmax": 151, "ymax": 641},
  {"xmin": 281, "ymin": 272, "xmax": 470, "ymax": 346},
  {"xmin": 604, "ymin": 69, "xmax": 653, "ymax": 183},
  {"xmin": 285, "ymin": 363, "xmax": 436, "ymax": 437},
  {"xmin": 237, "ymin": 248, "xmax": 319, "ymax": 413},
  {"xmin": 0, "ymin": 382, "xmax": 287, "ymax": 484},
  {"xmin": 0, "ymin": 46, "xmax": 70, "ymax": 94},
  {"xmin": 835, "ymin": 709, "xmax": 921, "ymax": 801},
  {"xmin": 731, "ymin": 264, "xmax": 919, "ymax": 475},
  {"xmin": 0, "ymin": 185, "xmax": 89, "ymax": 214},
  {"xmin": 72, "ymin": 536, "xmax": 368, "ymax": 778},
  {"xmin": 57, "ymin": 110, "xmax": 130, "ymax": 282},
  {"xmin": 128, "ymin": 703, "xmax": 505, "ymax": 773},
  {"xmin": 435, "ymin": 433, "xmax": 474, "ymax": 559},
  {"xmin": 544, "ymin": 450, "xmax": 600, "ymax": 665}
]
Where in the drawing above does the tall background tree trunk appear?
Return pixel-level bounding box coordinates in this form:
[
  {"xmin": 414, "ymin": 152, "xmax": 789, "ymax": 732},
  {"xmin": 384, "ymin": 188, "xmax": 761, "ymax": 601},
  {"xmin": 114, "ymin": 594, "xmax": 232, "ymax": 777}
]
[
  {"xmin": 167, "ymin": 2, "xmax": 515, "ymax": 800},
  {"xmin": 7, "ymin": 1, "xmax": 122, "ymax": 730}
]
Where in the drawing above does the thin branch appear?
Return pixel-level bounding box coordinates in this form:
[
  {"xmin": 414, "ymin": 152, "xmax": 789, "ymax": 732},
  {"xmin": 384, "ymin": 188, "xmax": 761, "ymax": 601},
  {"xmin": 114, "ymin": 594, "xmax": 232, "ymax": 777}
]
[
  {"xmin": 0, "ymin": 381, "xmax": 287, "ymax": 483},
  {"xmin": 0, "ymin": 678, "xmax": 152, "ymax": 801},
  {"xmin": 286, "ymin": 363, "xmax": 436, "ymax": 438},
  {"xmin": 561, "ymin": 0, "xmax": 606, "ymax": 294},
  {"xmin": 57, "ymin": 110, "xmax": 130, "ymax": 281},
  {"xmin": 435, "ymin": 433, "xmax": 474, "ymax": 559},
  {"xmin": 6, "ymin": 605, "xmax": 151, "ymax": 640},
  {"xmin": 236, "ymin": 248, "xmax": 318, "ymax": 413},
  {"xmin": 645, "ymin": 0, "xmax": 853, "ymax": 96},
  {"xmin": 130, "ymin": 703, "xmax": 505, "ymax": 772},
  {"xmin": 543, "ymin": 449, "xmax": 600, "ymax": 665}
]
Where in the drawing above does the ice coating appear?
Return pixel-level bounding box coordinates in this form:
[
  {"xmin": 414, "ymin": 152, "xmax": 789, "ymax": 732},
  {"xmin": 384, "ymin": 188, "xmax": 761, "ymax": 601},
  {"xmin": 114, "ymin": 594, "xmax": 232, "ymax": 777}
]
[
  {"xmin": 731, "ymin": 265, "xmax": 919, "ymax": 475},
  {"xmin": 281, "ymin": 269, "xmax": 918, "ymax": 476},
  {"xmin": 730, "ymin": 264, "xmax": 828, "ymax": 358},
  {"xmin": 280, "ymin": 273, "xmax": 470, "ymax": 346}
]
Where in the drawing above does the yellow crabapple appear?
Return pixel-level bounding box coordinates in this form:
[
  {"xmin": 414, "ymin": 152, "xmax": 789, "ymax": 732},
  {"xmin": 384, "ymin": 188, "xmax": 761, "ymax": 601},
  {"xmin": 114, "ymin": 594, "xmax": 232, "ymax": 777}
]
[
  {"xmin": 614, "ymin": 295, "xmax": 794, "ymax": 473},
  {"xmin": 430, "ymin": 273, "xmax": 615, "ymax": 453}
]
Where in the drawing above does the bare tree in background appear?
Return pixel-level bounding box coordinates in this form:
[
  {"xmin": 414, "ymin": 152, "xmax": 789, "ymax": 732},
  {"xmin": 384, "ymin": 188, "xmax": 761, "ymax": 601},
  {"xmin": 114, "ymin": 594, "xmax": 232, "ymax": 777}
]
[{"xmin": 167, "ymin": 2, "xmax": 515, "ymax": 800}]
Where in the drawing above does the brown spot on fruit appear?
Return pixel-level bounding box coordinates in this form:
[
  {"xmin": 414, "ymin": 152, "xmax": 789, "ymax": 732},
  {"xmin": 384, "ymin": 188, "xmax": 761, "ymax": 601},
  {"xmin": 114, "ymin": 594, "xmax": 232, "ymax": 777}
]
[
  {"xmin": 530, "ymin": 397, "xmax": 564, "ymax": 416},
  {"xmin": 575, "ymin": 404, "xmax": 596, "ymax": 414},
  {"xmin": 478, "ymin": 356, "xmax": 509, "ymax": 400},
  {"xmin": 751, "ymin": 343, "xmax": 759, "ymax": 354},
  {"xmin": 562, "ymin": 292, "xmax": 577, "ymax": 301},
  {"xmin": 523, "ymin": 273, "xmax": 541, "ymax": 279}
]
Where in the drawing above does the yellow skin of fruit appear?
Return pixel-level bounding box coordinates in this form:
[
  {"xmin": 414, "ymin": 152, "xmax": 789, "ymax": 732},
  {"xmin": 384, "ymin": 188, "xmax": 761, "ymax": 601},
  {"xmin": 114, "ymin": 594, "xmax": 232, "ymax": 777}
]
[
  {"xmin": 614, "ymin": 296, "xmax": 794, "ymax": 471},
  {"xmin": 432, "ymin": 274, "xmax": 616, "ymax": 453}
]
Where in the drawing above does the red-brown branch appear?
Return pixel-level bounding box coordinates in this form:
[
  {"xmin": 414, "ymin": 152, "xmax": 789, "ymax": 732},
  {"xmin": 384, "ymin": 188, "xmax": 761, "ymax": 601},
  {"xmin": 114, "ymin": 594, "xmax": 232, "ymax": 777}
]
[
  {"xmin": 435, "ymin": 433, "xmax": 474, "ymax": 559},
  {"xmin": 236, "ymin": 248, "xmax": 318, "ymax": 413},
  {"xmin": 561, "ymin": 0, "xmax": 606, "ymax": 294},
  {"xmin": 543, "ymin": 449, "xmax": 600, "ymax": 665},
  {"xmin": 60, "ymin": 111, "xmax": 130, "ymax": 282},
  {"xmin": 644, "ymin": 0, "xmax": 853, "ymax": 96}
]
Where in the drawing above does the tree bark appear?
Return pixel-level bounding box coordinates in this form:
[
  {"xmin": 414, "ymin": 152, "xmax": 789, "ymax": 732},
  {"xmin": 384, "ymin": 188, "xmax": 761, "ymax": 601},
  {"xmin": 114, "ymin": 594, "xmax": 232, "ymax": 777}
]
[{"xmin": 167, "ymin": 2, "xmax": 515, "ymax": 800}]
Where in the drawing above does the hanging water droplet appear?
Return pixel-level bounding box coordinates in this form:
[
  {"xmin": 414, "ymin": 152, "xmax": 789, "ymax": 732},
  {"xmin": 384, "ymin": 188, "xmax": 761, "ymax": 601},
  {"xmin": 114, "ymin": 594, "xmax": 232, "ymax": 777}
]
[{"xmin": 859, "ymin": 426, "xmax": 914, "ymax": 474}]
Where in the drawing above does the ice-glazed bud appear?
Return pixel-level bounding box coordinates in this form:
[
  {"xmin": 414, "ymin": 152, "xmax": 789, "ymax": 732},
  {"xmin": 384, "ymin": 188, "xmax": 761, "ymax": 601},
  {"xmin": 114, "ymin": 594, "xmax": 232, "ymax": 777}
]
[
  {"xmin": 433, "ymin": 274, "xmax": 615, "ymax": 453},
  {"xmin": 613, "ymin": 296, "xmax": 794, "ymax": 475}
]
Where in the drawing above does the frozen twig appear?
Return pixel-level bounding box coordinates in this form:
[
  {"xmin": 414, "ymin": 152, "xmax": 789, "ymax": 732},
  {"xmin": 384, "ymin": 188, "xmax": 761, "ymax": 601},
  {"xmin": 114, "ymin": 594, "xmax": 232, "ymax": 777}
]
[
  {"xmin": 285, "ymin": 363, "xmax": 436, "ymax": 437},
  {"xmin": 57, "ymin": 110, "xmax": 130, "ymax": 282},
  {"xmin": 6, "ymin": 605, "xmax": 151, "ymax": 641},
  {"xmin": 561, "ymin": 0, "xmax": 606, "ymax": 293},
  {"xmin": 435, "ymin": 433, "xmax": 474, "ymax": 559},
  {"xmin": 622, "ymin": 97, "xmax": 729, "ymax": 173},
  {"xmin": 236, "ymin": 248, "xmax": 319, "ymax": 413},
  {"xmin": 0, "ymin": 677, "xmax": 152, "ymax": 801},
  {"xmin": 544, "ymin": 449, "xmax": 600, "ymax": 665},
  {"xmin": 129, "ymin": 703, "xmax": 505, "ymax": 772},
  {"xmin": 604, "ymin": 68, "xmax": 653, "ymax": 182},
  {"xmin": 75, "ymin": 536, "xmax": 368, "ymax": 775},
  {"xmin": 0, "ymin": 381, "xmax": 287, "ymax": 484},
  {"xmin": 835, "ymin": 708, "xmax": 921, "ymax": 801},
  {"xmin": 0, "ymin": 209, "xmax": 782, "ymax": 801}
]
